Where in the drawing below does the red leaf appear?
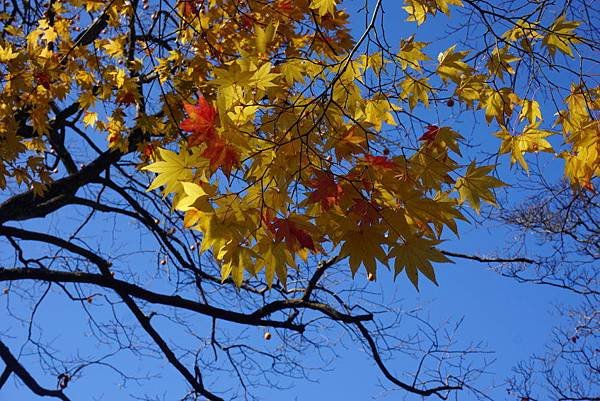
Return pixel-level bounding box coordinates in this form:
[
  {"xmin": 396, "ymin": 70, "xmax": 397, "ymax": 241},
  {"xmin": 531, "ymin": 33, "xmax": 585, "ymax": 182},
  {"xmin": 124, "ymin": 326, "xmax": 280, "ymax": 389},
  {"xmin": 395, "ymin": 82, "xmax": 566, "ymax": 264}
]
[
  {"xmin": 180, "ymin": 0, "xmax": 202, "ymax": 17},
  {"xmin": 241, "ymin": 15, "xmax": 254, "ymax": 30},
  {"xmin": 201, "ymin": 137, "xmax": 239, "ymax": 177},
  {"xmin": 307, "ymin": 171, "xmax": 343, "ymax": 210},
  {"xmin": 582, "ymin": 176, "xmax": 595, "ymax": 193},
  {"xmin": 349, "ymin": 198, "xmax": 380, "ymax": 226},
  {"xmin": 276, "ymin": 0, "xmax": 294, "ymax": 13},
  {"xmin": 267, "ymin": 217, "xmax": 316, "ymax": 252},
  {"xmin": 419, "ymin": 125, "xmax": 440, "ymax": 142},
  {"xmin": 116, "ymin": 91, "xmax": 137, "ymax": 105},
  {"xmin": 34, "ymin": 71, "xmax": 51, "ymax": 89},
  {"xmin": 142, "ymin": 143, "xmax": 155, "ymax": 158},
  {"xmin": 363, "ymin": 154, "xmax": 396, "ymax": 170},
  {"xmin": 180, "ymin": 97, "xmax": 217, "ymax": 146}
]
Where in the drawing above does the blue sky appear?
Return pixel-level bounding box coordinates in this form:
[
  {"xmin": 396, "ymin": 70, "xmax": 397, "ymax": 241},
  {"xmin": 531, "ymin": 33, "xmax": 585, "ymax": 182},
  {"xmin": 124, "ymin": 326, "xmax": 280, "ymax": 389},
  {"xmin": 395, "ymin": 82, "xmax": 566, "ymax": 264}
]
[{"xmin": 0, "ymin": 1, "xmax": 590, "ymax": 400}]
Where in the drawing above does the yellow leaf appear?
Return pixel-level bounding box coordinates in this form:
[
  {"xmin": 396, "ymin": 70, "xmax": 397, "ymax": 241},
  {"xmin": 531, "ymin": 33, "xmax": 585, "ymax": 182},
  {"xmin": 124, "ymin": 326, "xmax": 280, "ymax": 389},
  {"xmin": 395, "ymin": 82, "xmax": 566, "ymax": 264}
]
[
  {"xmin": 103, "ymin": 36, "xmax": 126, "ymax": 59},
  {"xmin": 0, "ymin": 44, "xmax": 18, "ymax": 62},
  {"xmin": 486, "ymin": 46, "xmax": 520, "ymax": 81},
  {"xmin": 483, "ymin": 88, "xmax": 519, "ymax": 125},
  {"xmin": 255, "ymin": 21, "xmax": 279, "ymax": 54},
  {"xmin": 219, "ymin": 245, "xmax": 255, "ymax": 287},
  {"xmin": 280, "ymin": 60, "xmax": 306, "ymax": 84},
  {"xmin": 519, "ymin": 99, "xmax": 542, "ymax": 123},
  {"xmin": 496, "ymin": 126, "xmax": 555, "ymax": 171},
  {"xmin": 455, "ymin": 162, "xmax": 506, "ymax": 212},
  {"xmin": 403, "ymin": 1, "xmax": 428, "ymax": 25},
  {"xmin": 436, "ymin": 45, "xmax": 471, "ymax": 83},
  {"xmin": 142, "ymin": 147, "xmax": 197, "ymax": 195},
  {"xmin": 397, "ymin": 36, "xmax": 430, "ymax": 71},
  {"xmin": 83, "ymin": 111, "xmax": 98, "ymax": 127},
  {"xmin": 340, "ymin": 226, "xmax": 388, "ymax": 279},
  {"xmin": 542, "ymin": 16, "xmax": 581, "ymax": 58},
  {"xmin": 173, "ymin": 182, "xmax": 207, "ymax": 211},
  {"xmin": 502, "ymin": 19, "xmax": 541, "ymax": 42},
  {"xmin": 250, "ymin": 62, "xmax": 279, "ymax": 91},
  {"xmin": 362, "ymin": 98, "xmax": 401, "ymax": 131},
  {"xmin": 227, "ymin": 105, "xmax": 259, "ymax": 125},
  {"xmin": 310, "ymin": 0, "xmax": 337, "ymax": 16},
  {"xmin": 399, "ymin": 75, "xmax": 431, "ymax": 110},
  {"xmin": 196, "ymin": 212, "xmax": 233, "ymax": 254},
  {"xmin": 388, "ymin": 236, "xmax": 451, "ymax": 289}
]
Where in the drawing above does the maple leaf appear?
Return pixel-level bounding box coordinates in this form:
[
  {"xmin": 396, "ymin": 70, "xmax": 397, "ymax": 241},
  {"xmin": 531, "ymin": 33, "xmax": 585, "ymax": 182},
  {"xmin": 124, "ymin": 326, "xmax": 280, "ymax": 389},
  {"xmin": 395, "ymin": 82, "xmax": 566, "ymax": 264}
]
[
  {"xmin": 340, "ymin": 226, "xmax": 388, "ymax": 279},
  {"xmin": 400, "ymin": 75, "xmax": 431, "ymax": 110},
  {"xmin": 83, "ymin": 112, "xmax": 98, "ymax": 127},
  {"xmin": 267, "ymin": 216, "xmax": 316, "ymax": 252},
  {"xmin": 389, "ymin": 236, "xmax": 451, "ymax": 289},
  {"xmin": 419, "ymin": 125, "xmax": 440, "ymax": 142},
  {"xmin": 196, "ymin": 212, "xmax": 234, "ymax": 255},
  {"xmin": 403, "ymin": 0, "xmax": 428, "ymax": 25},
  {"xmin": 502, "ymin": 19, "xmax": 541, "ymax": 42},
  {"xmin": 180, "ymin": 0, "xmax": 201, "ymax": 18},
  {"xmin": 542, "ymin": 16, "xmax": 581, "ymax": 58},
  {"xmin": 397, "ymin": 36, "xmax": 430, "ymax": 71},
  {"xmin": 276, "ymin": 0, "xmax": 294, "ymax": 13},
  {"xmin": 418, "ymin": 126, "xmax": 463, "ymax": 155},
  {"xmin": 455, "ymin": 162, "xmax": 506, "ymax": 213},
  {"xmin": 483, "ymin": 88, "xmax": 520, "ymax": 125},
  {"xmin": 335, "ymin": 127, "xmax": 367, "ymax": 160},
  {"xmin": 362, "ymin": 98, "xmax": 401, "ymax": 131},
  {"xmin": 437, "ymin": 45, "xmax": 471, "ymax": 83},
  {"xmin": 310, "ymin": 0, "xmax": 337, "ymax": 16},
  {"xmin": 0, "ymin": 44, "xmax": 19, "ymax": 62},
  {"xmin": 142, "ymin": 147, "xmax": 195, "ymax": 195},
  {"xmin": 173, "ymin": 181, "xmax": 207, "ymax": 212},
  {"xmin": 486, "ymin": 46, "xmax": 520, "ymax": 81},
  {"xmin": 363, "ymin": 154, "xmax": 397, "ymax": 170},
  {"xmin": 250, "ymin": 63, "xmax": 279, "ymax": 91},
  {"xmin": 306, "ymin": 170, "xmax": 343, "ymax": 210},
  {"xmin": 218, "ymin": 244, "xmax": 256, "ymax": 287},
  {"xmin": 349, "ymin": 198, "xmax": 381, "ymax": 227},
  {"xmin": 519, "ymin": 99, "xmax": 542, "ymax": 123},
  {"xmin": 103, "ymin": 36, "xmax": 126, "ymax": 59},
  {"xmin": 181, "ymin": 97, "xmax": 218, "ymax": 146},
  {"xmin": 496, "ymin": 125, "xmax": 555, "ymax": 171},
  {"xmin": 255, "ymin": 21, "xmax": 279, "ymax": 54},
  {"xmin": 201, "ymin": 137, "xmax": 240, "ymax": 177},
  {"xmin": 256, "ymin": 242, "xmax": 296, "ymax": 288}
]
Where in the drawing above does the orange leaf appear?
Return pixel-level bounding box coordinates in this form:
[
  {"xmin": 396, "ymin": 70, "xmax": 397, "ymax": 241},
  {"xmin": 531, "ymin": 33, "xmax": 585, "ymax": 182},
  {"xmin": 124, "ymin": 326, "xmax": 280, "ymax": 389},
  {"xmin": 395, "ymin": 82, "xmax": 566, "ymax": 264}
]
[
  {"xmin": 180, "ymin": 97, "xmax": 217, "ymax": 147},
  {"xmin": 307, "ymin": 171, "xmax": 343, "ymax": 210},
  {"xmin": 335, "ymin": 127, "xmax": 367, "ymax": 160},
  {"xmin": 180, "ymin": 0, "xmax": 201, "ymax": 18},
  {"xmin": 349, "ymin": 198, "xmax": 381, "ymax": 226},
  {"xmin": 363, "ymin": 154, "xmax": 396, "ymax": 170},
  {"xmin": 266, "ymin": 217, "xmax": 316, "ymax": 252},
  {"xmin": 201, "ymin": 137, "xmax": 239, "ymax": 177}
]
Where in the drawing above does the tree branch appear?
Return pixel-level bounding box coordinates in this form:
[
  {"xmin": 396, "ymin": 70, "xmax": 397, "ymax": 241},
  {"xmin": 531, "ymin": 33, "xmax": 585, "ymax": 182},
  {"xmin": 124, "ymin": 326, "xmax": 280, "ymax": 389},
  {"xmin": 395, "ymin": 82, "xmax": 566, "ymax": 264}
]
[{"xmin": 0, "ymin": 340, "xmax": 71, "ymax": 401}]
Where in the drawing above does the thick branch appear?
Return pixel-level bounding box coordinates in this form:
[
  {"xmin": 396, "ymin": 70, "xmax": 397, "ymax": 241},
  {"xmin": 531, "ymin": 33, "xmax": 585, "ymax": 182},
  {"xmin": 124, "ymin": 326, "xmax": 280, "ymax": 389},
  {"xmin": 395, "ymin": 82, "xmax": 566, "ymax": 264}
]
[
  {"xmin": 251, "ymin": 298, "xmax": 372, "ymax": 324},
  {"xmin": 0, "ymin": 150, "xmax": 118, "ymax": 224},
  {"xmin": 0, "ymin": 366, "xmax": 11, "ymax": 389},
  {"xmin": 0, "ymin": 267, "xmax": 304, "ymax": 332},
  {"xmin": 0, "ymin": 340, "xmax": 71, "ymax": 401}
]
